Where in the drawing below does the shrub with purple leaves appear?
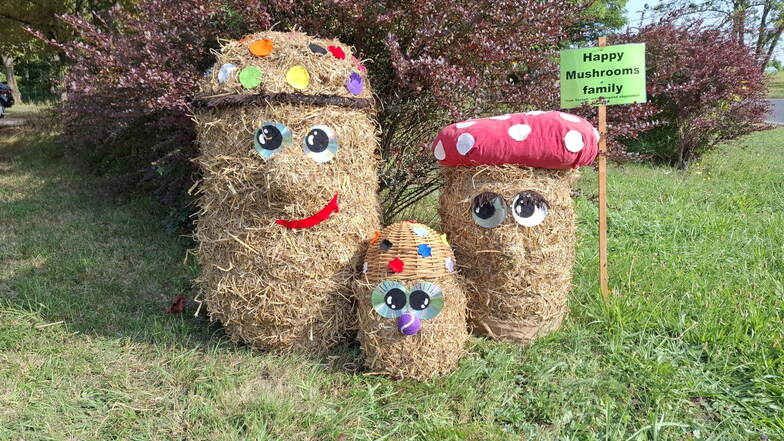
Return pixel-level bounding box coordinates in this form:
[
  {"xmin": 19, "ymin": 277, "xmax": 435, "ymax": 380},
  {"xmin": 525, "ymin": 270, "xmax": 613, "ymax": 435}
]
[{"xmin": 614, "ymin": 18, "xmax": 769, "ymax": 166}]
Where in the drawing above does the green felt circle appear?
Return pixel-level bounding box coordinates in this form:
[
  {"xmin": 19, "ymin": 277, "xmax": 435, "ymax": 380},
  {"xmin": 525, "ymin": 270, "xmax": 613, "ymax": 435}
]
[{"xmin": 238, "ymin": 66, "xmax": 263, "ymax": 89}]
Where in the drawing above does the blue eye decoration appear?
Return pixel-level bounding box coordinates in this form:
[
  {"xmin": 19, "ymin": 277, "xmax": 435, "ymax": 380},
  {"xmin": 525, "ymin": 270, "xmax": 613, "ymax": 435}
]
[
  {"xmin": 302, "ymin": 125, "xmax": 339, "ymax": 163},
  {"xmin": 254, "ymin": 122, "xmax": 292, "ymax": 160},
  {"xmin": 371, "ymin": 281, "xmax": 407, "ymax": 319},
  {"xmin": 370, "ymin": 281, "xmax": 444, "ymax": 321}
]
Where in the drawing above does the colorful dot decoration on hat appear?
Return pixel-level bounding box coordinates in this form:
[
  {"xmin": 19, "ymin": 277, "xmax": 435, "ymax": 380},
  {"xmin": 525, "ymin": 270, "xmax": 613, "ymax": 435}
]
[
  {"xmin": 249, "ymin": 39, "xmax": 273, "ymax": 57},
  {"xmin": 379, "ymin": 239, "xmax": 393, "ymax": 251},
  {"xmin": 309, "ymin": 43, "xmax": 328, "ymax": 55},
  {"xmin": 327, "ymin": 46, "xmax": 346, "ymax": 60},
  {"xmin": 362, "ymin": 262, "xmax": 368, "ymax": 274},
  {"xmin": 346, "ymin": 72, "xmax": 364, "ymax": 96},
  {"xmin": 217, "ymin": 63, "xmax": 237, "ymax": 84},
  {"xmin": 351, "ymin": 56, "xmax": 367, "ymax": 73},
  {"xmin": 286, "ymin": 65, "xmax": 310, "ymax": 90},
  {"xmin": 238, "ymin": 66, "xmax": 263, "ymax": 89},
  {"xmin": 411, "ymin": 224, "xmax": 429, "ymax": 237},
  {"xmin": 440, "ymin": 234, "xmax": 449, "ymax": 248},
  {"xmin": 444, "ymin": 256, "xmax": 455, "ymax": 272},
  {"xmin": 388, "ymin": 258, "xmax": 405, "ymax": 273},
  {"xmin": 370, "ymin": 231, "xmax": 381, "ymax": 244},
  {"xmin": 417, "ymin": 244, "xmax": 432, "ymax": 258}
]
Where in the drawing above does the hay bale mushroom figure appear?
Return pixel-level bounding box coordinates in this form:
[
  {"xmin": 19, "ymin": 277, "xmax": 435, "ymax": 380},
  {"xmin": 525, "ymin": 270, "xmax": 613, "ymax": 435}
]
[
  {"xmin": 191, "ymin": 31, "xmax": 381, "ymax": 352},
  {"xmin": 433, "ymin": 111, "xmax": 598, "ymax": 344},
  {"xmin": 358, "ymin": 222, "xmax": 468, "ymax": 379}
]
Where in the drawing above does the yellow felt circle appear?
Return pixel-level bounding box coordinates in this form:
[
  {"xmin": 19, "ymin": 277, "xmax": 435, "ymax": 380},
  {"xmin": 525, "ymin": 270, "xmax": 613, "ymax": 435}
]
[{"xmin": 286, "ymin": 65, "xmax": 310, "ymax": 90}]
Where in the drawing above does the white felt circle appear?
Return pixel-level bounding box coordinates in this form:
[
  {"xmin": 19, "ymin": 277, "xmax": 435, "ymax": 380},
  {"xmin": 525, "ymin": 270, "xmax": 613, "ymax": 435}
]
[
  {"xmin": 456, "ymin": 121, "xmax": 476, "ymax": 128},
  {"xmin": 456, "ymin": 133, "xmax": 475, "ymax": 155},
  {"xmin": 559, "ymin": 112, "xmax": 581, "ymax": 122},
  {"xmin": 507, "ymin": 124, "xmax": 532, "ymax": 141},
  {"xmin": 433, "ymin": 140, "xmax": 446, "ymax": 160},
  {"xmin": 525, "ymin": 110, "xmax": 547, "ymax": 116},
  {"xmin": 593, "ymin": 127, "xmax": 600, "ymax": 142},
  {"xmin": 490, "ymin": 114, "xmax": 512, "ymax": 120},
  {"xmin": 564, "ymin": 130, "xmax": 584, "ymax": 152}
]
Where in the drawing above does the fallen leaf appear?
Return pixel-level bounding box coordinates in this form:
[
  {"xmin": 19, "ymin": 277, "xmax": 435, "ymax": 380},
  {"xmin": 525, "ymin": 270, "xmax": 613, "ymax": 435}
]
[{"xmin": 166, "ymin": 295, "xmax": 187, "ymax": 314}]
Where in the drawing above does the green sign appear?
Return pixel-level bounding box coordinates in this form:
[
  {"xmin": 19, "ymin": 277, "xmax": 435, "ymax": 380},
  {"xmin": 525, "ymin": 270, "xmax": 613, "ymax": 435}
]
[{"xmin": 559, "ymin": 43, "xmax": 646, "ymax": 109}]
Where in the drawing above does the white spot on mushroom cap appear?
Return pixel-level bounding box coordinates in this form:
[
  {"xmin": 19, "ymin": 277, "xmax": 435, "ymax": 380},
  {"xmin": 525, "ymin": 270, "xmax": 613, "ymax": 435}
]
[
  {"xmin": 456, "ymin": 133, "xmax": 475, "ymax": 155},
  {"xmin": 593, "ymin": 127, "xmax": 600, "ymax": 142},
  {"xmin": 559, "ymin": 112, "xmax": 582, "ymax": 122},
  {"xmin": 525, "ymin": 110, "xmax": 547, "ymax": 116},
  {"xmin": 490, "ymin": 114, "xmax": 512, "ymax": 120},
  {"xmin": 433, "ymin": 140, "xmax": 446, "ymax": 160},
  {"xmin": 564, "ymin": 130, "xmax": 584, "ymax": 152},
  {"xmin": 456, "ymin": 121, "xmax": 476, "ymax": 128},
  {"xmin": 508, "ymin": 124, "xmax": 532, "ymax": 141}
]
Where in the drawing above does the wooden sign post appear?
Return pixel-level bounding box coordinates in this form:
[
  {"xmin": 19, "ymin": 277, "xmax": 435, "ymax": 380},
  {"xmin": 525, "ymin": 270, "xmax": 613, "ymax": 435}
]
[
  {"xmin": 597, "ymin": 36, "xmax": 609, "ymax": 300},
  {"xmin": 559, "ymin": 38, "xmax": 647, "ymax": 302}
]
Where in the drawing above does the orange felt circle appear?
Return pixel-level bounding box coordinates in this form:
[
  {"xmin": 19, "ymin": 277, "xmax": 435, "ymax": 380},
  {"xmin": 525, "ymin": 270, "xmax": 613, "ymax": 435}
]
[{"xmin": 249, "ymin": 39, "xmax": 273, "ymax": 57}]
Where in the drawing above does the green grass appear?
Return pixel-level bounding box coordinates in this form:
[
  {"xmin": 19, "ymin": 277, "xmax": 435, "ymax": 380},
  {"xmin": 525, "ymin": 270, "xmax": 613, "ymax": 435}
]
[
  {"xmin": 767, "ymin": 71, "xmax": 784, "ymax": 98},
  {"xmin": 2, "ymin": 102, "xmax": 51, "ymax": 120},
  {"xmin": 1, "ymin": 126, "xmax": 783, "ymax": 440}
]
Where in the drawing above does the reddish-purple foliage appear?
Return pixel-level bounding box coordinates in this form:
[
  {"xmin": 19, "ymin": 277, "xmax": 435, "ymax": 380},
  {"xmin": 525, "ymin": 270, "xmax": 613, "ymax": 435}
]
[
  {"xmin": 34, "ymin": 0, "xmax": 269, "ymax": 213},
  {"xmin": 611, "ymin": 18, "xmax": 769, "ymax": 165},
  {"xmin": 37, "ymin": 1, "xmax": 767, "ymax": 225}
]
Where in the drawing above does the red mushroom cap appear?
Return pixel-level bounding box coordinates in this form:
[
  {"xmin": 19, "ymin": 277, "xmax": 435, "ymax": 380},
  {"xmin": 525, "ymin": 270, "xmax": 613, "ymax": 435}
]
[{"xmin": 431, "ymin": 111, "xmax": 599, "ymax": 169}]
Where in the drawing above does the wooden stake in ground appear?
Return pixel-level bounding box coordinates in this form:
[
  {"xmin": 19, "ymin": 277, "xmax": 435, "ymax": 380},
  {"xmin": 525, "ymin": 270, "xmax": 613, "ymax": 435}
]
[{"xmin": 597, "ymin": 36, "xmax": 609, "ymax": 301}]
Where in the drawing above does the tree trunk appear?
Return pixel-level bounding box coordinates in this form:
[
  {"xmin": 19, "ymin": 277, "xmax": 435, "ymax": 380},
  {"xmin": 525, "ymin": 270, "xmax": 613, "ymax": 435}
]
[{"xmin": 1, "ymin": 54, "xmax": 23, "ymax": 104}]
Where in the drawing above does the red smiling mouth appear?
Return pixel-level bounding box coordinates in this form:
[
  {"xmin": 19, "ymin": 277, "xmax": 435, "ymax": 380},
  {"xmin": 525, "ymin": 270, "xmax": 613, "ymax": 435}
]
[{"xmin": 275, "ymin": 193, "xmax": 340, "ymax": 229}]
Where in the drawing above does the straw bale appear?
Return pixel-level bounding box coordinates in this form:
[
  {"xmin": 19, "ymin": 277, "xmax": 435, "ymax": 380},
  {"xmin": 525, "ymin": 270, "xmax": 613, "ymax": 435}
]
[
  {"xmin": 192, "ymin": 54, "xmax": 381, "ymax": 352},
  {"xmin": 356, "ymin": 222, "xmax": 468, "ymax": 379},
  {"xmin": 438, "ymin": 165, "xmax": 579, "ymax": 344}
]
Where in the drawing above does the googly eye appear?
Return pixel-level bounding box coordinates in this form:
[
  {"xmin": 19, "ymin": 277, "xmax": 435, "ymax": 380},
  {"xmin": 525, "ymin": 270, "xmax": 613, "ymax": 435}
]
[
  {"xmin": 408, "ymin": 282, "xmax": 444, "ymax": 320},
  {"xmin": 302, "ymin": 125, "xmax": 338, "ymax": 163},
  {"xmin": 471, "ymin": 192, "xmax": 507, "ymax": 229},
  {"xmin": 371, "ymin": 281, "xmax": 408, "ymax": 319},
  {"xmin": 254, "ymin": 122, "xmax": 292, "ymax": 160},
  {"xmin": 511, "ymin": 190, "xmax": 549, "ymax": 227}
]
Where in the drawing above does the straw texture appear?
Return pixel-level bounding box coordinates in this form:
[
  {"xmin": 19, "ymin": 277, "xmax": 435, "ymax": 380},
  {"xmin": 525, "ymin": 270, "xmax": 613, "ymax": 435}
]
[
  {"xmin": 438, "ymin": 165, "xmax": 579, "ymax": 344},
  {"xmin": 357, "ymin": 222, "xmax": 468, "ymax": 379},
  {"xmin": 192, "ymin": 32, "xmax": 381, "ymax": 353},
  {"xmin": 200, "ymin": 31, "xmax": 372, "ymax": 101}
]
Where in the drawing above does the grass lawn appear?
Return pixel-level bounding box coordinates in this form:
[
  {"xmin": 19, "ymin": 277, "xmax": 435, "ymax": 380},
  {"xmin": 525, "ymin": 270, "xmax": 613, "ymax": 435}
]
[
  {"xmin": 767, "ymin": 71, "xmax": 784, "ymax": 98},
  {"xmin": 1, "ymin": 124, "xmax": 782, "ymax": 440}
]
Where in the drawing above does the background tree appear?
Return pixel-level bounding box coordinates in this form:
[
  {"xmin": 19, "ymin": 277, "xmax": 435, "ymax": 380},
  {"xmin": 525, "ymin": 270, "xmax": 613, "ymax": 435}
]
[
  {"xmin": 0, "ymin": 0, "xmax": 134, "ymax": 102},
  {"xmin": 653, "ymin": 0, "xmax": 784, "ymax": 69}
]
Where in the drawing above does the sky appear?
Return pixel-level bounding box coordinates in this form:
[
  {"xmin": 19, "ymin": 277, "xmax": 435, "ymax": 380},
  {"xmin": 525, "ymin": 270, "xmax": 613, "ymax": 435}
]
[{"xmin": 625, "ymin": 0, "xmax": 660, "ymax": 27}]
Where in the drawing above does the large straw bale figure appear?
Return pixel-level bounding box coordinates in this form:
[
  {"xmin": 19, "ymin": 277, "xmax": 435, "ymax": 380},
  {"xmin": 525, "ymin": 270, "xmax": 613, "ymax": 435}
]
[
  {"xmin": 357, "ymin": 222, "xmax": 468, "ymax": 379},
  {"xmin": 433, "ymin": 111, "xmax": 598, "ymax": 344},
  {"xmin": 192, "ymin": 31, "xmax": 381, "ymax": 352}
]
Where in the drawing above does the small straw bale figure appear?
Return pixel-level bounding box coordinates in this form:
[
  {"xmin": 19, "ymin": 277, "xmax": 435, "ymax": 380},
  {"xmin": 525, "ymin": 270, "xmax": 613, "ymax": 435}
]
[
  {"xmin": 432, "ymin": 111, "xmax": 598, "ymax": 344},
  {"xmin": 358, "ymin": 222, "xmax": 468, "ymax": 379},
  {"xmin": 191, "ymin": 31, "xmax": 381, "ymax": 353}
]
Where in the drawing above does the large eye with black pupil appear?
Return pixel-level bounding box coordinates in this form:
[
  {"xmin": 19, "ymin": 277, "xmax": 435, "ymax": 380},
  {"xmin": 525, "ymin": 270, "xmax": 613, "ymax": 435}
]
[
  {"xmin": 470, "ymin": 192, "xmax": 507, "ymax": 228},
  {"xmin": 409, "ymin": 290, "xmax": 430, "ymax": 310},
  {"xmin": 302, "ymin": 125, "xmax": 339, "ymax": 163},
  {"xmin": 371, "ymin": 281, "xmax": 407, "ymax": 319},
  {"xmin": 511, "ymin": 190, "xmax": 549, "ymax": 227},
  {"xmin": 409, "ymin": 282, "xmax": 444, "ymax": 320},
  {"xmin": 384, "ymin": 288, "xmax": 406, "ymax": 311},
  {"xmin": 254, "ymin": 122, "xmax": 292, "ymax": 160}
]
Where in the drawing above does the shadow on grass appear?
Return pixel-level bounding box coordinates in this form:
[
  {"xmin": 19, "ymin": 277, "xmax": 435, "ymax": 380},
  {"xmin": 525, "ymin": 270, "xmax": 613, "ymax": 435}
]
[{"xmin": 0, "ymin": 130, "xmax": 237, "ymax": 351}]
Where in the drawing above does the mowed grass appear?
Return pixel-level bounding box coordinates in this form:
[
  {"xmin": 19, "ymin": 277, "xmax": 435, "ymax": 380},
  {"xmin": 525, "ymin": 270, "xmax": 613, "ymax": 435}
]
[
  {"xmin": 767, "ymin": 71, "xmax": 784, "ymax": 98},
  {"xmin": 1, "ymin": 125, "xmax": 783, "ymax": 440}
]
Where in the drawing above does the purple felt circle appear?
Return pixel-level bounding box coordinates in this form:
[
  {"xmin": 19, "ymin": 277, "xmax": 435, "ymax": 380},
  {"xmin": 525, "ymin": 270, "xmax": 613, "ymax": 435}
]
[
  {"xmin": 397, "ymin": 313, "xmax": 421, "ymax": 335},
  {"xmin": 346, "ymin": 72, "xmax": 364, "ymax": 96}
]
